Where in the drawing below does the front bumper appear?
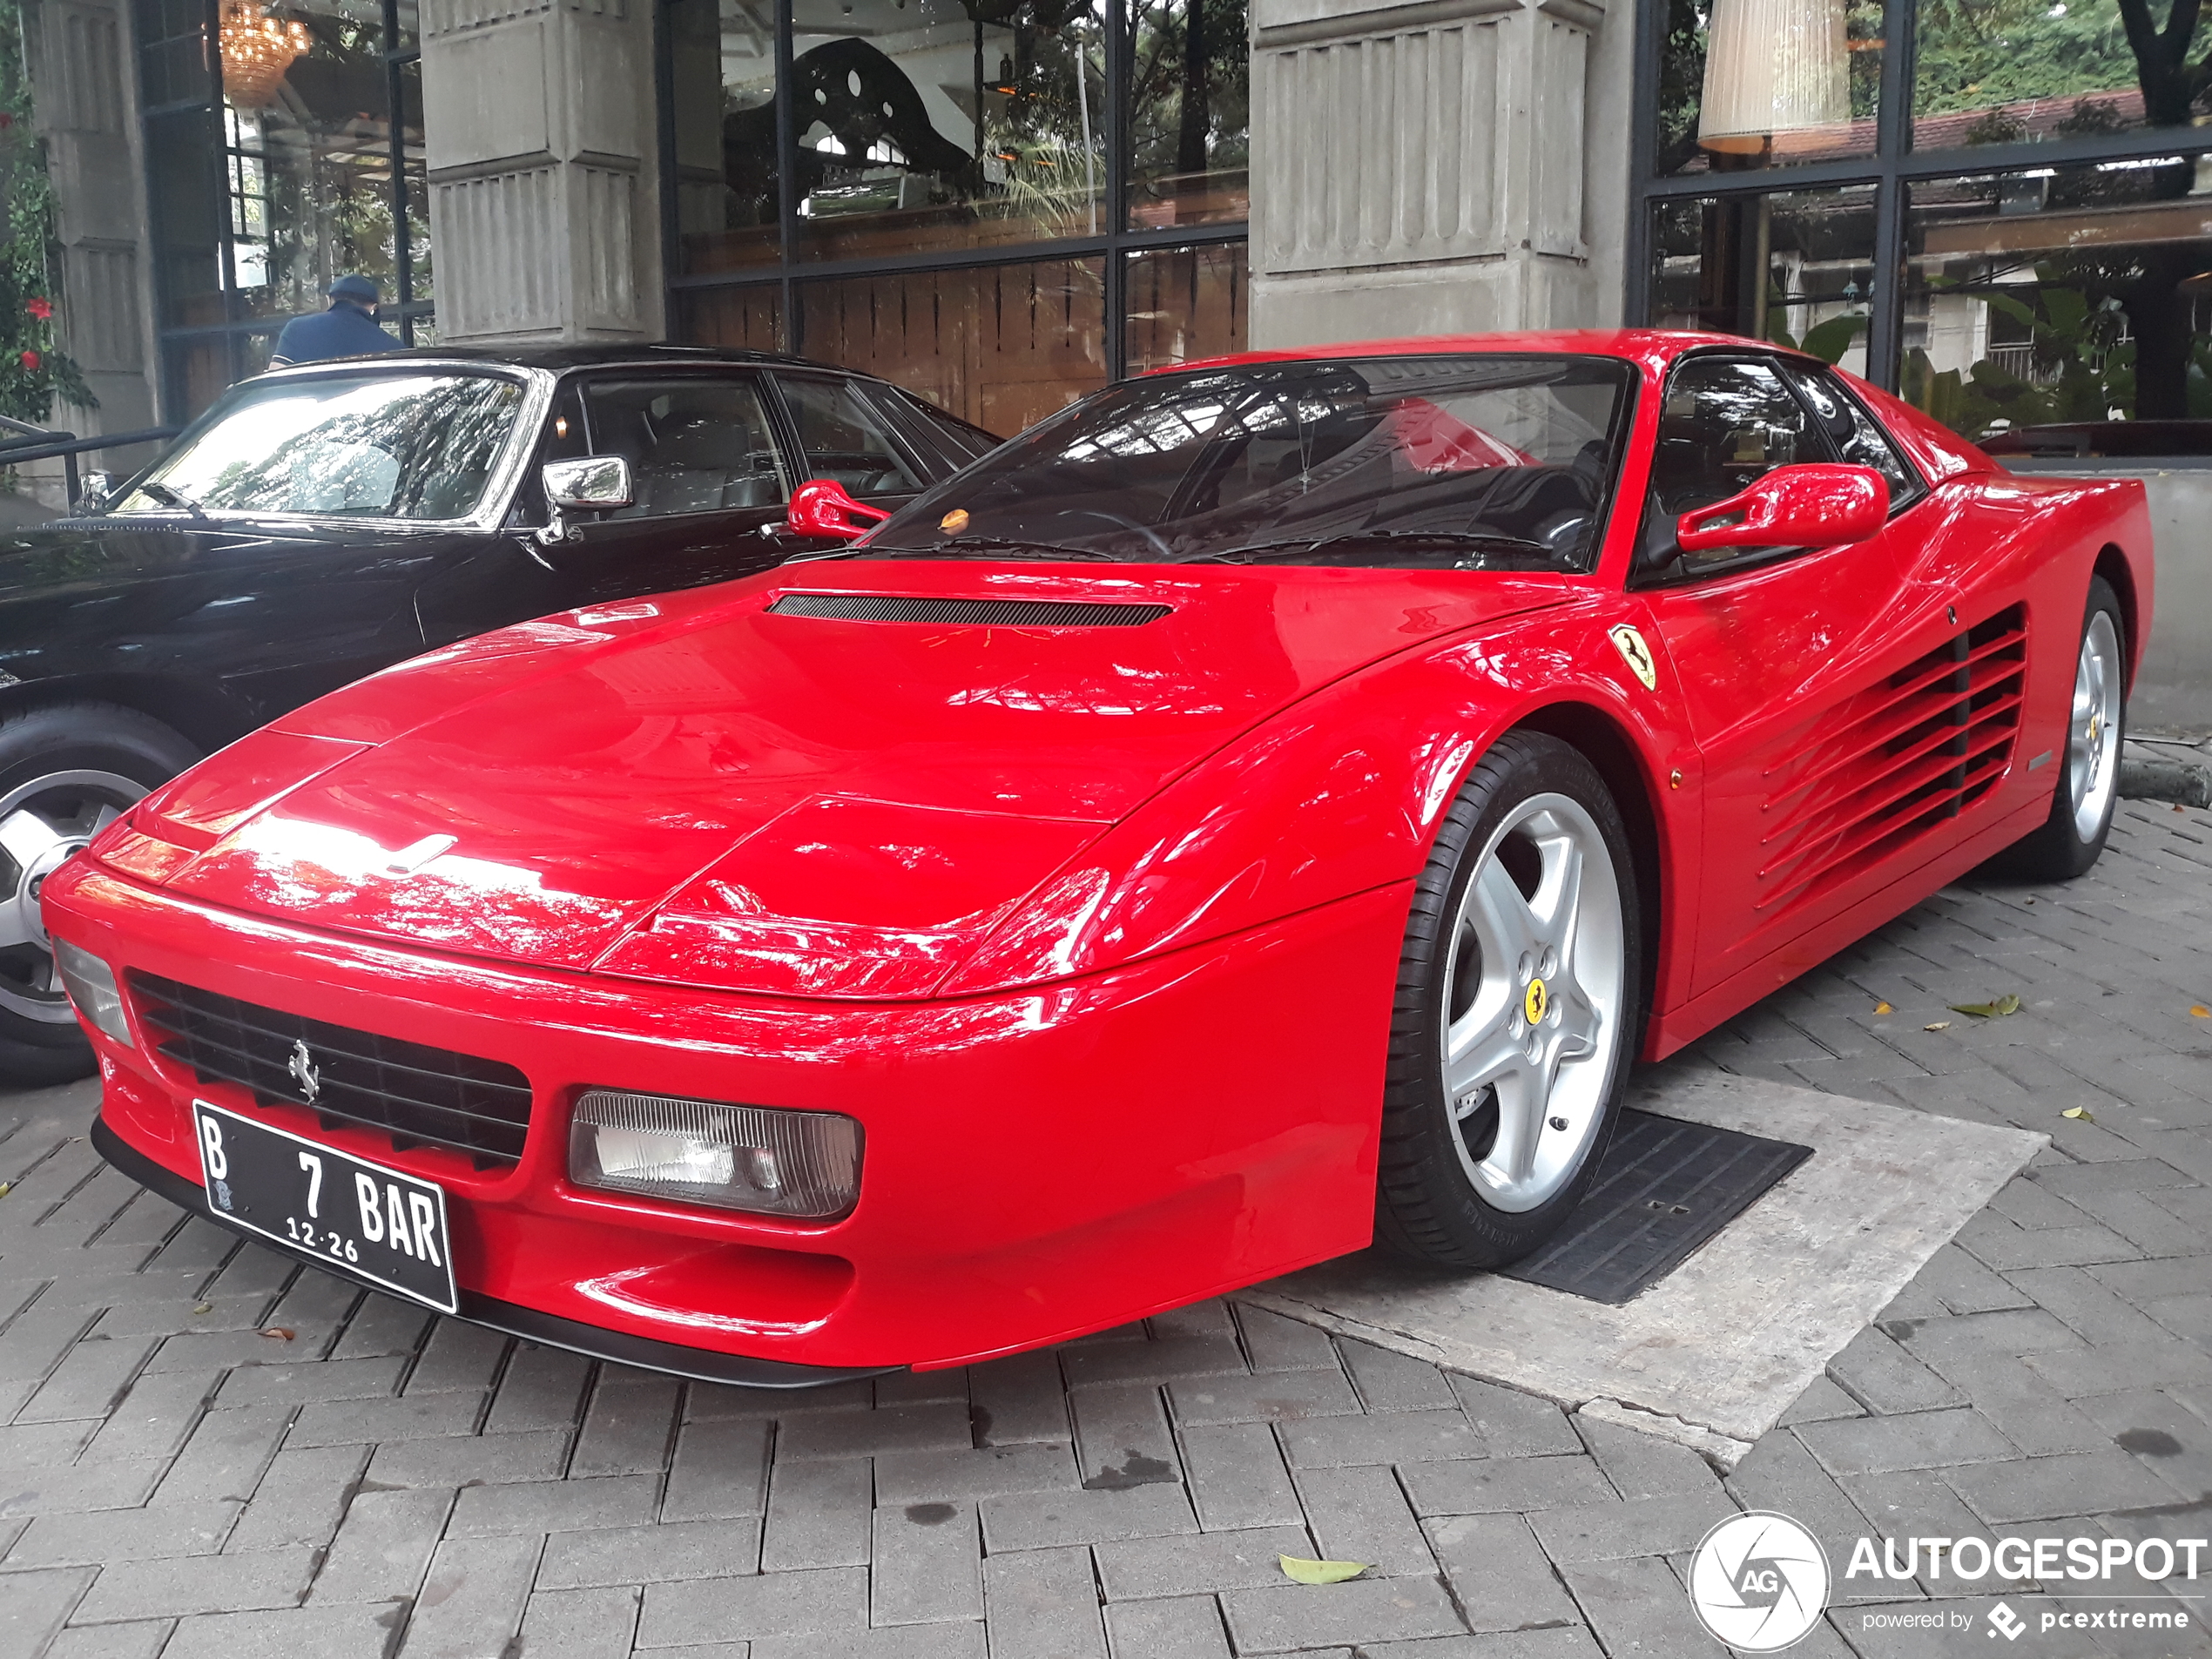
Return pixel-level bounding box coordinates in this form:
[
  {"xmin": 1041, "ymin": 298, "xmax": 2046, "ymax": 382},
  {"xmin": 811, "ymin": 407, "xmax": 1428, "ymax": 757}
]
[{"xmin": 45, "ymin": 858, "xmax": 1399, "ymax": 1372}]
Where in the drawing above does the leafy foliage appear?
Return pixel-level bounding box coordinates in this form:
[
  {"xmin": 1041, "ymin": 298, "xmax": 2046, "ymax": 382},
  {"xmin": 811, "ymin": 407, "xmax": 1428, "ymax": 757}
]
[
  {"xmin": 1913, "ymin": 0, "xmax": 2141, "ymax": 115},
  {"xmin": 0, "ymin": 0, "xmax": 94, "ymax": 425}
]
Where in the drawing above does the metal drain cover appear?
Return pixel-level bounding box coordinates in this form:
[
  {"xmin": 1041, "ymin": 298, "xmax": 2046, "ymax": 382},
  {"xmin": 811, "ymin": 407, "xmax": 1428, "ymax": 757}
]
[{"xmin": 1499, "ymin": 1109, "xmax": 1813, "ymax": 1305}]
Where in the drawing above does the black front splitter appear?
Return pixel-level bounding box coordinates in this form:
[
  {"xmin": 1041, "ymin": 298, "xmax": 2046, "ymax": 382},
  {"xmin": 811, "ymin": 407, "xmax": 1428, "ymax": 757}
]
[{"xmin": 91, "ymin": 1115, "xmax": 899, "ymax": 1392}]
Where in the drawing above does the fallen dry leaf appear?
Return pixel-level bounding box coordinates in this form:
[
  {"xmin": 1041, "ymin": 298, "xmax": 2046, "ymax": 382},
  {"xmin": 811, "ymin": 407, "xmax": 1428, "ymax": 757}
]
[
  {"xmin": 0, "ymin": 1181, "xmax": 12, "ymax": 1199},
  {"xmin": 1873, "ymin": 1001, "xmax": 1894, "ymax": 1015},
  {"xmin": 191, "ymin": 1302, "xmax": 212, "ymax": 1315},
  {"xmin": 1949, "ymin": 994, "xmax": 2022, "ymax": 1018},
  {"xmin": 1924, "ymin": 1022, "xmax": 1952, "ymax": 1032},
  {"xmin": 1279, "ymin": 1554, "xmax": 1369, "ymax": 1585},
  {"xmin": 2060, "ymin": 1107, "xmax": 2095, "ymax": 1123},
  {"xmin": 2191, "ymin": 1006, "xmax": 2210, "ymax": 1019},
  {"xmin": 259, "ymin": 1326, "xmax": 296, "ymax": 1342}
]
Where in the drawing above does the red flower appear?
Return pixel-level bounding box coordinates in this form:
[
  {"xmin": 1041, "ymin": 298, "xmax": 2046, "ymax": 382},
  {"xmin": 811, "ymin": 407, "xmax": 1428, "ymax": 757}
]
[
  {"xmin": 25, "ymin": 298, "xmax": 51, "ymax": 320},
  {"xmin": 18, "ymin": 350, "xmax": 39, "ymax": 372}
]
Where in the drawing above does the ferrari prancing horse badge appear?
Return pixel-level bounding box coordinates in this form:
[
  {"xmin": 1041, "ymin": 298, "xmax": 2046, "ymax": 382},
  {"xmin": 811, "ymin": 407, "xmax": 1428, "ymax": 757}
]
[{"xmin": 1608, "ymin": 624, "xmax": 1657, "ymax": 691}]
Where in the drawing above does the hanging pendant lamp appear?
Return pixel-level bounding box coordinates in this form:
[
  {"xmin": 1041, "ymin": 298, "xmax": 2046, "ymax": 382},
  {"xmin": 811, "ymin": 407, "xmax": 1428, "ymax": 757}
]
[
  {"xmin": 1697, "ymin": 0, "xmax": 1849, "ymax": 153},
  {"xmin": 219, "ymin": 1, "xmax": 313, "ymax": 109}
]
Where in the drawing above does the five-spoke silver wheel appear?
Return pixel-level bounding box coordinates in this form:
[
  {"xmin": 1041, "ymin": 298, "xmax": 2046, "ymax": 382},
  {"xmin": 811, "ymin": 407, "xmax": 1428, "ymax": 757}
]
[
  {"xmin": 1439, "ymin": 794, "xmax": 1627, "ymax": 1213},
  {"xmin": 0, "ymin": 768, "xmax": 146, "ymax": 1022},
  {"xmin": 2067, "ymin": 608, "xmax": 2122, "ymax": 845}
]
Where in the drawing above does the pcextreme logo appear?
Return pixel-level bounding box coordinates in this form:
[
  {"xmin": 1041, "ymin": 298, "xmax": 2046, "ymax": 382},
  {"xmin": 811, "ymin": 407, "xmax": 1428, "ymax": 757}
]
[{"xmin": 1688, "ymin": 1512, "xmax": 1832, "ymax": 1651}]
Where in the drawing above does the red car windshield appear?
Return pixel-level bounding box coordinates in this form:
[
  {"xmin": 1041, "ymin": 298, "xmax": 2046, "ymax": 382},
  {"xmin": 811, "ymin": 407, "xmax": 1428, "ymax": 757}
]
[{"xmin": 853, "ymin": 354, "xmax": 1638, "ymax": 571}]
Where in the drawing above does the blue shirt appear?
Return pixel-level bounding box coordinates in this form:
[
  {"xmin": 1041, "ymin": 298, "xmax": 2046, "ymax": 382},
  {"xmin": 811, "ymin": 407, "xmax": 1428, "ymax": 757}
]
[{"xmin": 270, "ymin": 303, "xmax": 397, "ymax": 366}]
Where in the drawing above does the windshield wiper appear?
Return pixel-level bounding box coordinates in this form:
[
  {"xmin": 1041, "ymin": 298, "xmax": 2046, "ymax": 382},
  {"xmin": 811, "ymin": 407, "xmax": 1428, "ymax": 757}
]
[
  {"xmin": 820, "ymin": 536, "xmax": 1125, "ymax": 563},
  {"xmin": 1180, "ymin": 529, "xmax": 1561, "ymax": 567},
  {"xmin": 135, "ymin": 481, "xmax": 211, "ymax": 522}
]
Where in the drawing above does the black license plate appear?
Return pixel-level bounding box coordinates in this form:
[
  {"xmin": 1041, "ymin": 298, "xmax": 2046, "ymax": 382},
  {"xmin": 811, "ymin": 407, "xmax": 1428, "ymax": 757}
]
[{"xmin": 190, "ymin": 1100, "xmax": 459, "ymax": 1314}]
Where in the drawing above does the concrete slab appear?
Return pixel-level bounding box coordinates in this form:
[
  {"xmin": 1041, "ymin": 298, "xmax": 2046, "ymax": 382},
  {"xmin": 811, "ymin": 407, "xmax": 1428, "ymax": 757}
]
[{"xmin": 1241, "ymin": 1069, "xmax": 2046, "ymax": 1462}]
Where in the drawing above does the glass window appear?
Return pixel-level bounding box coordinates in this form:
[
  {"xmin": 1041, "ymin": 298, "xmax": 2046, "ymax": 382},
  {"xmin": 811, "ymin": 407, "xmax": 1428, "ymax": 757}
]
[
  {"xmin": 1125, "ymin": 241, "xmax": 1246, "ymax": 373},
  {"xmin": 778, "ymin": 374, "xmax": 926, "ymax": 495},
  {"xmin": 1912, "ymin": 0, "xmax": 2193, "ymax": 151},
  {"xmin": 668, "ymin": 0, "xmax": 781, "ymax": 274},
  {"xmin": 889, "ymin": 390, "xmax": 1001, "ymax": 464},
  {"xmin": 857, "ymin": 354, "xmax": 1637, "ymax": 571},
  {"xmin": 1652, "ymin": 0, "xmax": 1885, "ymax": 177},
  {"xmin": 580, "ymin": 378, "xmax": 790, "ymax": 517},
  {"xmin": 1648, "ymin": 356, "xmax": 1815, "ymax": 516},
  {"xmin": 794, "ymin": 257, "xmax": 1109, "ymax": 431},
  {"xmin": 675, "ymin": 284, "xmax": 787, "ymax": 354},
  {"xmin": 1777, "ymin": 362, "xmax": 1925, "ymax": 504},
  {"xmin": 789, "ymin": 0, "xmax": 1107, "ymax": 260},
  {"xmin": 1903, "ymin": 167, "xmax": 2212, "ymax": 441},
  {"xmin": 1126, "ymin": 0, "xmax": 1248, "ymax": 227},
  {"xmin": 118, "ymin": 370, "xmax": 525, "ymax": 520},
  {"xmin": 1649, "ymin": 185, "xmax": 1877, "ymax": 374}
]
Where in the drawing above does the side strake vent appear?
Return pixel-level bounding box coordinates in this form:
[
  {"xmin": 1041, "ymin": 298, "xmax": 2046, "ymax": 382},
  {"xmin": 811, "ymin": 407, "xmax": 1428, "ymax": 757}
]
[
  {"xmin": 769, "ymin": 593, "xmax": 1172, "ymax": 627},
  {"xmin": 1758, "ymin": 604, "xmax": 2028, "ymax": 914}
]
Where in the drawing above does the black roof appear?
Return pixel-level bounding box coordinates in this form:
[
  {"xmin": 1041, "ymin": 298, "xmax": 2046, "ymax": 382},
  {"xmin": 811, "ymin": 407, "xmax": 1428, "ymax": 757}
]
[{"xmin": 284, "ymin": 343, "xmax": 826, "ymax": 374}]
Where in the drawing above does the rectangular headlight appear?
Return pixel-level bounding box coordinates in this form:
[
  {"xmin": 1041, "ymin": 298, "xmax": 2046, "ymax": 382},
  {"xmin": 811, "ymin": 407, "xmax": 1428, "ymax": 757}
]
[
  {"xmin": 53, "ymin": 939, "xmax": 132, "ymax": 1049},
  {"xmin": 569, "ymin": 1089, "xmax": 861, "ymax": 1220}
]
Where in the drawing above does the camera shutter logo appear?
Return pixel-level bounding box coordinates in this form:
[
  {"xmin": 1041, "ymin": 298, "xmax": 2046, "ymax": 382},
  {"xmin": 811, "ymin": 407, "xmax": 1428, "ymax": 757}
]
[{"xmin": 1688, "ymin": 1511, "xmax": 1831, "ymax": 1651}]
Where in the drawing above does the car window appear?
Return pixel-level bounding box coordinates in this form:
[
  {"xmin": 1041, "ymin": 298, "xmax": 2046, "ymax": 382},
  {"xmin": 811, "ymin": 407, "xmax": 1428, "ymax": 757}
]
[
  {"xmin": 580, "ymin": 377, "xmax": 789, "ymax": 519},
  {"xmin": 1777, "ymin": 364, "xmax": 1925, "ymax": 511},
  {"xmin": 894, "ymin": 390, "xmax": 999, "ymax": 466},
  {"xmin": 778, "ymin": 375, "xmax": 927, "ymax": 497},
  {"xmin": 1647, "ymin": 358, "xmax": 1815, "ymax": 517}
]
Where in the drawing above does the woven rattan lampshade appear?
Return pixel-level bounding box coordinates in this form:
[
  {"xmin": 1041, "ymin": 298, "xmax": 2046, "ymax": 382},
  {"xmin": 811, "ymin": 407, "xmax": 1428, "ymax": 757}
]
[
  {"xmin": 1697, "ymin": 0, "xmax": 1849, "ymax": 153},
  {"xmin": 219, "ymin": 1, "xmax": 313, "ymax": 109}
]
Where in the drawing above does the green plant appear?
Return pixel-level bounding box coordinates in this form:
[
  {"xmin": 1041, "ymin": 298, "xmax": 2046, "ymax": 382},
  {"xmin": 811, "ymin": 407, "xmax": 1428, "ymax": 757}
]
[{"xmin": 0, "ymin": 0, "xmax": 94, "ymax": 424}]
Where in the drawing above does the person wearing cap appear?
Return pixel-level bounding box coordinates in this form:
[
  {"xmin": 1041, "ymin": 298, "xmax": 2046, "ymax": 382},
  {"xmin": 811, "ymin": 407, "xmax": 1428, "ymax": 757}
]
[{"xmin": 268, "ymin": 274, "xmax": 398, "ymax": 368}]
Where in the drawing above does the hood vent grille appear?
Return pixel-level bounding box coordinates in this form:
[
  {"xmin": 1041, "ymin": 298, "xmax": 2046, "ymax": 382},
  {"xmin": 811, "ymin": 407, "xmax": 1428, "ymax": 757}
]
[{"xmin": 770, "ymin": 593, "xmax": 1172, "ymax": 627}]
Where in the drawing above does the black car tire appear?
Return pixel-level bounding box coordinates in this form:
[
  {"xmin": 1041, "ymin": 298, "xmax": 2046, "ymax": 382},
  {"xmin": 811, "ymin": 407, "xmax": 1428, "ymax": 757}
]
[
  {"xmin": 1993, "ymin": 577, "xmax": 2127, "ymax": 882},
  {"xmin": 0, "ymin": 703, "xmax": 200, "ymax": 1088},
  {"xmin": 1374, "ymin": 731, "xmax": 1642, "ymax": 1269}
]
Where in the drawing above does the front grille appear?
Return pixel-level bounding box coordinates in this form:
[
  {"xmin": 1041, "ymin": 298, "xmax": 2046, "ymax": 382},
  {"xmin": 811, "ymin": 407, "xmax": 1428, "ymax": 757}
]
[
  {"xmin": 769, "ymin": 593, "xmax": 1172, "ymax": 627},
  {"xmin": 130, "ymin": 972, "xmax": 533, "ymax": 1167}
]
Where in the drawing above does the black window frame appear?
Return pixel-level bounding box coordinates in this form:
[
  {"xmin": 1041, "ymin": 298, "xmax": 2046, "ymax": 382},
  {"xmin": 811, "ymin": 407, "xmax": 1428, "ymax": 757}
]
[
  {"xmin": 1624, "ymin": 0, "xmax": 2212, "ymax": 395},
  {"xmin": 653, "ymin": 0, "xmax": 1249, "ymax": 385}
]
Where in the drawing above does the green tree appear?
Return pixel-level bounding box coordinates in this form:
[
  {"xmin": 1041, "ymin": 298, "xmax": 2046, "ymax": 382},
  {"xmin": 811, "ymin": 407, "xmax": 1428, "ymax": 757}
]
[{"xmin": 0, "ymin": 0, "xmax": 93, "ymax": 426}]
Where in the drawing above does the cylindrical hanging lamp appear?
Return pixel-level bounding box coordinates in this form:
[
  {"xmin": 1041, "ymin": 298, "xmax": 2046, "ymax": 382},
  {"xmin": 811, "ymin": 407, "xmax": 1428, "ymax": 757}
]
[{"xmin": 1697, "ymin": 0, "xmax": 1850, "ymax": 154}]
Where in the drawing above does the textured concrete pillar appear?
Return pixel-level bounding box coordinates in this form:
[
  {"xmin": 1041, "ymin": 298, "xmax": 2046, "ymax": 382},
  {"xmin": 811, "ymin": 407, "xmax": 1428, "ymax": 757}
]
[
  {"xmin": 1247, "ymin": 0, "xmax": 1632, "ymax": 347},
  {"xmin": 23, "ymin": 0, "xmax": 162, "ymax": 456},
  {"xmin": 421, "ymin": 0, "xmax": 664, "ymax": 346}
]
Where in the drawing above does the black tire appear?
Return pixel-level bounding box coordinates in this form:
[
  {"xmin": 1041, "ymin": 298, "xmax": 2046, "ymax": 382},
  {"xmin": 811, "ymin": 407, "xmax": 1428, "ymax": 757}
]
[
  {"xmin": 1374, "ymin": 730, "xmax": 1643, "ymax": 1269},
  {"xmin": 0, "ymin": 703, "xmax": 200, "ymax": 1088},
  {"xmin": 1992, "ymin": 576, "xmax": 2126, "ymax": 881}
]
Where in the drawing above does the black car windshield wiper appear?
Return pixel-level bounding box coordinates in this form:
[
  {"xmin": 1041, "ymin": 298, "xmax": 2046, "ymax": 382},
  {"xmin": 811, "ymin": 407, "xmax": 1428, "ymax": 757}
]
[
  {"xmin": 822, "ymin": 536, "xmax": 1125, "ymax": 563},
  {"xmin": 1178, "ymin": 529, "xmax": 1561, "ymax": 566},
  {"xmin": 134, "ymin": 481, "xmax": 211, "ymax": 522}
]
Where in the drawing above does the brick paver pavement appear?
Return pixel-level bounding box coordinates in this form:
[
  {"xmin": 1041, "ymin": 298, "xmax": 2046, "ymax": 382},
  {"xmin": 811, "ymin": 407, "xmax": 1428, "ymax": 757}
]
[{"xmin": 3, "ymin": 799, "xmax": 2209, "ymax": 1657}]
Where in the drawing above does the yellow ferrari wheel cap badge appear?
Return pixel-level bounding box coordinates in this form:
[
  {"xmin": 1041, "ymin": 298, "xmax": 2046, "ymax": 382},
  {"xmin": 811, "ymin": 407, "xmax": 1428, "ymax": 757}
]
[
  {"xmin": 1608, "ymin": 624, "xmax": 1657, "ymax": 691},
  {"xmin": 1523, "ymin": 978, "xmax": 1549, "ymax": 1025}
]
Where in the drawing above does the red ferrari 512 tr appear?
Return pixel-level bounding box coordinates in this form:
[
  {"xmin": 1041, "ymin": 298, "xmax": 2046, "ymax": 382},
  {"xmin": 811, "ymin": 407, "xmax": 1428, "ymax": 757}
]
[{"xmin": 44, "ymin": 332, "xmax": 2151, "ymax": 1386}]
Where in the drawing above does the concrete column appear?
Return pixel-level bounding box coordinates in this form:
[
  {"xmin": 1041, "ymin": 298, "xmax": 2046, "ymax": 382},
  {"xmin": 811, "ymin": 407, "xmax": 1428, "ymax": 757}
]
[
  {"xmin": 23, "ymin": 0, "xmax": 163, "ymax": 475},
  {"xmin": 1247, "ymin": 0, "xmax": 1633, "ymax": 347},
  {"xmin": 420, "ymin": 0, "xmax": 664, "ymax": 346}
]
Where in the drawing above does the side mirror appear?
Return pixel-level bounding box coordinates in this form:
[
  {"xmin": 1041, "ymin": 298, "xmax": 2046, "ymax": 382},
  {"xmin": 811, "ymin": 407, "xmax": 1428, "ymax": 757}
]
[
  {"xmin": 75, "ymin": 472, "xmax": 114, "ymax": 515},
  {"xmin": 1676, "ymin": 463, "xmax": 1888, "ymax": 556},
  {"xmin": 542, "ymin": 455, "xmax": 635, "ymax": 513},
  {"xmin": 786, "ymin": 478, "xmax": 893, "ymax": 543}
]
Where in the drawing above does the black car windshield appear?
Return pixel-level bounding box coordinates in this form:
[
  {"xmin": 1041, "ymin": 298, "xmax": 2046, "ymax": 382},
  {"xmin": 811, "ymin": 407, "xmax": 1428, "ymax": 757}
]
[
  {"xmin": 112, "ymin": 370, "xmax": 527, "ymax": 522},
  {"xmin": 851, "ymin": 354, "xmax": 1637, "ymax": 571}
]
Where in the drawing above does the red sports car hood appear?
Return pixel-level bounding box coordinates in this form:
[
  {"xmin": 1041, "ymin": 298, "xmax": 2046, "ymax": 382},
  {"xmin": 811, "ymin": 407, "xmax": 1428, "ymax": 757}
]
[{"xmin": 109, "ymin": 563, "xmax": 1566, "ymax": 996}]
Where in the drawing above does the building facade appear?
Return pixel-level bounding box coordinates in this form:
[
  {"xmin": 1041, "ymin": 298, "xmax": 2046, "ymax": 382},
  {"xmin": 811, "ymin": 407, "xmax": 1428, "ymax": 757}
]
[{"xmin": 18, "ymin": 0, "xmax": 2212, "ymax": 444}]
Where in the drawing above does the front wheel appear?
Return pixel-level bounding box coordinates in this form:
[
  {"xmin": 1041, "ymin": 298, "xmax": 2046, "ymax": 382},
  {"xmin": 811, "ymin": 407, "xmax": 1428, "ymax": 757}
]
[
  {"xmin": 0, "ymin": 704, "xmax": 201, "ymax": 1087},
  {"xmin": 1993, "ymin": 576, "xmax": 2126, "ymax": 881},
  {"xmin": 1374, "ymin": 731, "xmax": 1642, "ymax": 1269}
]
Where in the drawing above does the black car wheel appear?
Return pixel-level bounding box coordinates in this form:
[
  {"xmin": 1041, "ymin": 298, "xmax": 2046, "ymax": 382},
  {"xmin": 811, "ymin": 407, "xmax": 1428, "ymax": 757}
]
[
  {"xmin": 1993, "ymin": 577, "xmax": 2126, "ymax": 881},
  {"xmin": 1374, "ymin": 731, "xmax": 1643, "ymax": 1269},
  {"xmin": 0, "ymin": 704, "xmax": 199, "ymax": 1087}
]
